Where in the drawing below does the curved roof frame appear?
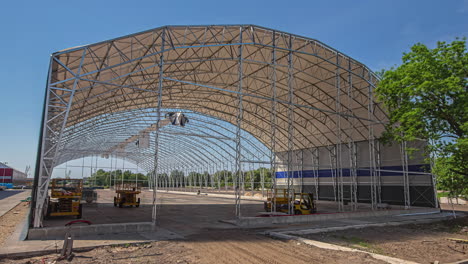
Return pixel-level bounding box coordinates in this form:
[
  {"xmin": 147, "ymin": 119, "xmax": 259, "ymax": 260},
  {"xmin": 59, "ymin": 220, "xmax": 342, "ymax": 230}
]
[
  {"xmin": 33, "ymin": 25, "xmax": 387, "ymax": 227},
  {"xmin": 57, "ymin": 109, "xmax": 271, "ymax": 173}
]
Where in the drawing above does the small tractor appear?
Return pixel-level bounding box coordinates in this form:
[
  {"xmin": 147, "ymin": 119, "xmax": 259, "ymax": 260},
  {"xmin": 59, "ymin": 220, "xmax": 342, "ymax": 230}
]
[
  {"xmin": 264, "ymin": 188, "xmax": 317, "ymax": 215},
  {"xmin": 114, "ymin": 183, "xmax": 141, "ymax": 208},
  {"xmin": 46, "ymin": 179, "xmax": 83, "ymax": 219}
]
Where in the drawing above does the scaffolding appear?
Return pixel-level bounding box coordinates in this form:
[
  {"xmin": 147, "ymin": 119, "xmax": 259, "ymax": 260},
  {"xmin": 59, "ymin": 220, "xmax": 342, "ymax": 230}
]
[{"xmin": 31, "ymin": 25, "xmax": 437, "ymax": 228}]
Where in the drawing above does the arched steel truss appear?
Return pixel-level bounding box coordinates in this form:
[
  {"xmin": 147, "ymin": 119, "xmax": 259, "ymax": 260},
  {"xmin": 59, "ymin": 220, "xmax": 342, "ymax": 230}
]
[{"xmin": 32, "ymin": 25, "xmax": 392, "ymax": 228}]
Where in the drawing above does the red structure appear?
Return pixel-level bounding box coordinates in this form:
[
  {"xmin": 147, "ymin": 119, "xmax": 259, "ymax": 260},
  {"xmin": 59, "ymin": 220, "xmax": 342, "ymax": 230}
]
[
  {"xmin": 0, "ymin": 162, "xmax": 26, "ymax": 184},
  {"xmin": 0, "ymin": 168, "xmax": 14, "ymax": 183}
]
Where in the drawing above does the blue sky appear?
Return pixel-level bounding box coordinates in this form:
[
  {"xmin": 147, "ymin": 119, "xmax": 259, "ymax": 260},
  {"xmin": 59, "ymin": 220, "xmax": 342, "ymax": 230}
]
[{"xmin": 0, "ymin": 0, "xmax": 466, "ymax": 176}]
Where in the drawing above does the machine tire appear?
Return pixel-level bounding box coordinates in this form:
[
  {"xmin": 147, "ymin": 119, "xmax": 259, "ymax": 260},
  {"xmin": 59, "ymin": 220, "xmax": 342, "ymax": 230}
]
[
  {"xmin": 113, "ymin": 197, "xmax": 117, "ymax": 207},
  {"xmin": 77, "ymin": 204, "xmax": 83, "ymax": 219},
  {"xmin": 119, "ymin": 197, "xmax": 126, "ymax": 208},
  {"xmin": 294, "ymin": 210, "xmax": 302, "ymax": 215}
]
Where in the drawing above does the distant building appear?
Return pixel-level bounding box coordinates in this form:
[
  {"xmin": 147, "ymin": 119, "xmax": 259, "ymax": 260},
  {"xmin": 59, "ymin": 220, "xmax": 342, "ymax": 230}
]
[{"xmin": 0, "ymin": 162, "xmax": 27, "ymax": 186}]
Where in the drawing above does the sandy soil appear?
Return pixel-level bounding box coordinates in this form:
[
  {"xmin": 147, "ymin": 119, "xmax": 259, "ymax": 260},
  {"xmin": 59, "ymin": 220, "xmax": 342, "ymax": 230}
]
[
  {"xmin": 1, "ymin": 191, "xmax": 466, "ymax": 264},
  {"xmin": 0, "ymin": 202, "xmax": 29, "ymax": 246},
  {"xmin": 303, "ymin": 216, "xmax": 468, "ymax": 264},
  {"xmin": 1, "ymin": 230, "xmax": 386, "ymax": 264},
  {"xmin": 440, "ymin": 202, "xmax": 468, "ymax": 212}
]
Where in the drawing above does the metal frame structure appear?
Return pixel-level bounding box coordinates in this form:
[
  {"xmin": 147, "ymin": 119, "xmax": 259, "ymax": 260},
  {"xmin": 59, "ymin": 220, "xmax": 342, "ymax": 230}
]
[{"xmin": 32, "ymin": 25, "xmax": 437, "ymax": 228}]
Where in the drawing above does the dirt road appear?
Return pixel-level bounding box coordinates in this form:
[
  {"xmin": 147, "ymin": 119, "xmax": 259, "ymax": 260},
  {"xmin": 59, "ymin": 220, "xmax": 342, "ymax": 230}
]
[
  {"xmin": 181, "ymin": 230, "xmax": 385, "ymax": 264},
  {"xmin": 1, "ymin": 229, "xmax": 387, "ymax": 264},
  {"xmin": 0, "ymin": 202, "xmax": 29, "ymax": 246}
]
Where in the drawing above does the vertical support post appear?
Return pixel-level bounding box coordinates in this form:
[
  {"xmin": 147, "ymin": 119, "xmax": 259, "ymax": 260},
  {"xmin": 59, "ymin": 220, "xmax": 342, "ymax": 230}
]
[
  {"xmin": 81, "ymin": 156, "xmax": 85, "ymax": 180},
  {"xmin": 218, "ymin": 165, "xmax": 220, "ymax": 192},
  {"xmin": 199, "ymin": 167, "xmax": 202, "ymax": 190},
  {"xmin": 269, "ymin": 30, "xmax": 278, "ymax": 213},
  {"xmin": 250, "ymin": 163, "xmax": 254, "ymax": 193},
  {"xmin": 286, "ymin": 34, "xmax": 295, "ymax": 214},
  {"xmin": 367, "ymin": 69, "xmax": 378, "ymax": 210},
  {"xmin": 224, "ymin": 164, "xmax": 228, "ymax": 191},
  {"xmin": 300, "ymin": 150, "xmax": 304, "ymax": 193},
  {"xmin": 121, "ymin": 156, "xmax": 125, "ymax": 186},
  {"xmin": 335, "ymin": 53, "xmax": 344, "ymax": 212},
  {"xmin": 234, "ymin": 26, "xmax": 244, "ymax": 219},
  {"xmin": 113, "ymin": 155, "xmax": 117, "ymax": 189},
  {"xmin": 205, "ymin": 165, "xmax": 208, "ymax": 191},
  {"xmin": 347, "ymin": 58, "xmax": 358, "ymax": 211},
  {"xmin": 329, "ymin": 146, "xmax": 338, "ymax": 204},
  {"xmin": 95, "ymin": 155, "xmax": 98, "ymax": 186},
  {"xmin": 349, "ymin": 142, "xmax": 358, "ymax": 210},
  {"xmin": 400, "ymin": 141, "xmax": 411, "ymax": 209},
  {"xmin": 110, "ymin": 155, "xmax": 113, "ymax": 189},
  {"xmin": 152, "ymin": 28, "xmax": 166, "ymax": 225},
  {"xmin": 261, "ymin": 167, "xmax": 265, "ymax": 197},
  {"xmin": 89, "ymin": 155, "xmax": 93, "ymax": 187},
  {"xmin": 429, "ymin": 153, "xmax": 439, "ymax": 209},
  {"xmin": 311, "ymin": 148, "xmax": 319, "ymax": 202},
  {"xmin": 376, "ymin": 141, "xmax": 382, "ymax": 204}
]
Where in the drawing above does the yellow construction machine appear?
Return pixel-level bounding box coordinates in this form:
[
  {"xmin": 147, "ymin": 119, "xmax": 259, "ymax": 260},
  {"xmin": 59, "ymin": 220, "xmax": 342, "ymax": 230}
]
[
  {"xmin": 264, "ymin": 188, "xmax": 316, "ymax": 215},
  {"xmin": 46, "ymin": 179, "xmax": 83, "ymax": 219},
  {"xmin": 114, "ymin": 183, "xmax": 141, "ymax": 208}
]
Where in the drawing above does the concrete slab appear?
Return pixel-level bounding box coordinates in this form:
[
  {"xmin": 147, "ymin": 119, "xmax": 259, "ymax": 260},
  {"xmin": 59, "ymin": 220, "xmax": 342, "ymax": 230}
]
[
  {"xmin": 232, "ymin": 207, "xmax": 441, "ymax": 228},
  {"xmin": 38, "ymin": 189, "xmax": 439, "ymax": 236},
  {"xmin": 28, "ymin": 222, "xmax": 158, "ymax": 240},
  {"xmin": 40, "ymin": 190, "xmax": 264, "ymax": 236},
  {"xmin": 263, "ymin": 211, "xmax": 461, "ymax": 235},
  {"xmin": 0, "ymin": 190, "xmax": 31, "ymax": 217}
]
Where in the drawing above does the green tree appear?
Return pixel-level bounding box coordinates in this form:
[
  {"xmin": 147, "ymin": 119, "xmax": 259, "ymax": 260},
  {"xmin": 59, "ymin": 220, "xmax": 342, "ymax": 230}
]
[
  {"xmin": 433, "ymin": 156, "xmax": 468, "ymax": 199},
  {"xmin": 376, "ymin": 38, "xmax": 467, "ymax": 196},
  {"xmin": 88, "ymin": 169, "xmax": 149, "ymax": 187}
]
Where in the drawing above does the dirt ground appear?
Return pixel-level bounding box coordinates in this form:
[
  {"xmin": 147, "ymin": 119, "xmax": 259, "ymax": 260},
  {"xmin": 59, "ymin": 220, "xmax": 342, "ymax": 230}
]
[
  {"xmin": 0, "ymin": 202, "xmax": 29, "ymax": 246},
  {"xmin": 1, "ymin": 191, "xmax": 467, "ymax": 263},
  {"xmin": 303, "ymin": 216, "xmax": 468, "ymax": 264},
  {"xmin": 1, "ymin": 230, "xmax": 387, "ymax": 264},
  {"xmin": 441, "ymin": 202, "xmax": 468, "ymax": 212}
]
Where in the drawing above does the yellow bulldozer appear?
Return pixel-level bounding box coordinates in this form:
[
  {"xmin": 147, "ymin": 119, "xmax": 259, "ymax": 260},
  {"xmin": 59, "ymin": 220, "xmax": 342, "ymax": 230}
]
[
  {"xmin": 264, "ymin": 188, "xmax": 317, "ymax": 215},
  {"xmin": 46, "ymin": 179, "xmax": 83, "ymax": 219}
]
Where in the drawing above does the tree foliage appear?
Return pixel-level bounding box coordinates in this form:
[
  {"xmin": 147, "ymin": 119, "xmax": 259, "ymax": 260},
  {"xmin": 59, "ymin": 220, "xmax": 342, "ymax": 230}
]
[
  {"xmin": 154, "ymin": 167, "xmax": 273, "ymax": 189},
  {"xmin": 87, "ymin": 167, "xmax": 274, "ymax": 190},
  {"xmin": 87, "ymin": 169, "xmax": 149, "ymax": 187},
  {"xmin": 433, "ymin": 156, "xmax": 468, "ymax": 199},
  {"xmin": 376, "ymin": 38, "xmax": 467, "ymax": 195}
]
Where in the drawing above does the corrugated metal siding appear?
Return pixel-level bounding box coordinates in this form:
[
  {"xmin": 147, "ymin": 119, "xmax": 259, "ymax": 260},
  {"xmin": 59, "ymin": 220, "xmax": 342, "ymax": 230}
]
[{"xmin": 0, "ymin": 168, "xmax": 13, "ymax": 177}]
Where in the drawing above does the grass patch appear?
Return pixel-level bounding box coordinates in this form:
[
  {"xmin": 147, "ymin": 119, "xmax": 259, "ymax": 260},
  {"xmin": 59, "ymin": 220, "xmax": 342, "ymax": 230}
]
[
  {"xmin": 437, "ymin": 191, "xmax": 468, "ymax": 200},
  {"xmin": 341, "ymin": 236, "xmax": 372, "ymax": 248},
  {"xmin": 437, "ymin": 192, "xmax": 450, "ymax": 198},
  {"xmin": 332, "ymin": 235, "xmax": 383, "ymax": 254}
]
